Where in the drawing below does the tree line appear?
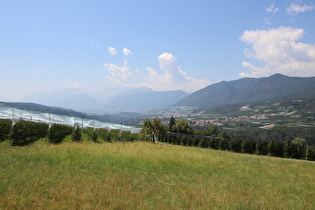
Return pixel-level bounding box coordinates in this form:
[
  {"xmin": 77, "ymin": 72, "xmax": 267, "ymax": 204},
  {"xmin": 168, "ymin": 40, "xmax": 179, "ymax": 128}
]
[
  {"xmin": 0, "ymin": 119, "xmax": 139, "ymax": 146},
  {"xmin": 1, "ymin": 118, "xmax": 314, "ymax": 161},
  {"xmin": 140, "ymin": 117, "xmax": 315, "ymax": 161}
]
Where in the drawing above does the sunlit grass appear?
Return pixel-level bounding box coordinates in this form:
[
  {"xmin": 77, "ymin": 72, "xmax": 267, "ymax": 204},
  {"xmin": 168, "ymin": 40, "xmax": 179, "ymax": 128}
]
[{"xmin": 0, "ymin": 141, "xmax": 314, "ymax": 209}]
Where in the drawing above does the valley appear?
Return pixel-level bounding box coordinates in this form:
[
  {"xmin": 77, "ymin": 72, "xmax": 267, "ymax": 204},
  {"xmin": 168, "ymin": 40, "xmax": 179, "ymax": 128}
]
[{"xmin": 1, "ymin": 74, "xmax": 315, "ymax": 146}]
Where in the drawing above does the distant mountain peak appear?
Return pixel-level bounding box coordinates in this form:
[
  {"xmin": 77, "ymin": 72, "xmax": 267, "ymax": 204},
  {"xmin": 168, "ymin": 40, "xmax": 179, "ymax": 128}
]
[{"xmin": 270, "ymin": 73, "xmax": 286, "ymax": 77}]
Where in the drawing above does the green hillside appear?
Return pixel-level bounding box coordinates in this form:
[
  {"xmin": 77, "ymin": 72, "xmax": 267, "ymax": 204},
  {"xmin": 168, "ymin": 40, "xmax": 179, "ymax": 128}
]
[
  {"xmin": 1, "ymin": 142, "xmax": 314, "ymax": 209},
  {"xmin": 175, "ymin": 74, "xmax": 315, "ymax": 108}
]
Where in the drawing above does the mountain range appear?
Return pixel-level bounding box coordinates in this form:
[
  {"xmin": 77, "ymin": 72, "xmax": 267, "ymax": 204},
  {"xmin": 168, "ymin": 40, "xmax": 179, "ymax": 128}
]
[
  {"xmin": 101, "ymin": 88, "xmax": 188, "ymax": 112},
  {"xmin": 175, "ymin": 74, "xmax": 315, "ymax": 108},
  {"xmin": 11, "ymin": 74, "xmax": 315, "ymax": 113},
  {"xmin": 21, "ymin": 89, "xmax": 102, "ymax": 112},
  {"xmin": 20, "ymin": 87, "xmax": 188, "ymax": 113}
]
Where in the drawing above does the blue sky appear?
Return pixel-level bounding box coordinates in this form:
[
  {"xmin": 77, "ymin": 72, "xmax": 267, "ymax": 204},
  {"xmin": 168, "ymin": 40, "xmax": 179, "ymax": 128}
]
[{"xmin": 1, "ymin": 0, "xmax": 315, "ymax": 100}]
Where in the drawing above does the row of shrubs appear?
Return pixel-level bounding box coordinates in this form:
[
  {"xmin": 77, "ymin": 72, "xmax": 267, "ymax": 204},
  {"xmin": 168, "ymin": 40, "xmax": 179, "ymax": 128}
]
[
  {"xmin": 0, "ymin": 119, "xmax": 139, "ymax": 146},
  {"xmin": 159, "ymin": 133, "xmax": 315, "ymax": 161},
  {"xmin": 1, "ymin": 119, "xmax": 314, "ymax": 161}
]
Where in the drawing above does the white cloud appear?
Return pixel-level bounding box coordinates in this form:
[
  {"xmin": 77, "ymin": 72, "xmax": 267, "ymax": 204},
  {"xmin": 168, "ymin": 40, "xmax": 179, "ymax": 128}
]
[
  {"xmin": 123, "ymin": 47, "xmax": 132, "ymax": 56},
  {"xmin": 239, "ymin": 27, "xmax": 315, "ymax": 77},
  {"xmin": 266, "ymin": 3, "xmax": 279, "ymax": 14},
  {"xmin": 108, "ymin": 46, "xmax": 118, "ymax": 55},
  {"xmin": 157, "ymin": 53, "xmax": 185, "ymax": 82},
  {"xmin": 286, "ymin": 3, "xmax": 315, "ymax": 15},
  {"xmin": 103, "ymin": 52, "xmax": 211, "ymax": 92},
  {"xmin": 146, "ymin": 67, "xmax": 157, "ymax": 76},
  {"xmin": 137, "ymin": 53, "xmax": 211, "ymax": 93},
  {"xmin": 103, "ymin": 63, "xmax": 135, "ymax": 83}
]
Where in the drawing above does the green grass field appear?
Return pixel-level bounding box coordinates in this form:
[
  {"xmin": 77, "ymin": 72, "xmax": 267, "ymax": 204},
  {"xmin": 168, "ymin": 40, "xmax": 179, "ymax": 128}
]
[{"xmin": 1, "ymin": 141, "xmax": 314, "ymax": 209}]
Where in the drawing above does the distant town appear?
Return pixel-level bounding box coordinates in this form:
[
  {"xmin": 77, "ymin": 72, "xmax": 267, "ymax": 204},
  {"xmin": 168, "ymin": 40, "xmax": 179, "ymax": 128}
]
[{"xmin": 155, "ymin": 100, "xmax": 315, "ymax": 130}]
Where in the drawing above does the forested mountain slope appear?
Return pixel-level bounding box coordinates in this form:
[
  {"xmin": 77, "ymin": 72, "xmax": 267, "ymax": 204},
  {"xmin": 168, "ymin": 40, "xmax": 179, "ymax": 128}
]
[{"xmin": 175, "ymin": 74, "xmax": 315, "ymax": 108}]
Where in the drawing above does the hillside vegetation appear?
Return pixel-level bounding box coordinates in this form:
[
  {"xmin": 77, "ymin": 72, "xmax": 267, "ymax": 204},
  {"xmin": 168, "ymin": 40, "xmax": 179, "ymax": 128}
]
[
  {"xmin": 0, "ymin": 142, "xmax": 314, "ymax": 209},
  {"xmin": 176, "ymin": 74, "xmax": 315, "ymax": 108}
]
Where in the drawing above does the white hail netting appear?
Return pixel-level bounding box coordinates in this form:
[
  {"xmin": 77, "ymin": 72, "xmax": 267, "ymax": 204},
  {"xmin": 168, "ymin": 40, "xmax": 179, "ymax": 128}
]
[{"xmin": 0, "ymin": 106, "xmax": 140, "ymax": 133}]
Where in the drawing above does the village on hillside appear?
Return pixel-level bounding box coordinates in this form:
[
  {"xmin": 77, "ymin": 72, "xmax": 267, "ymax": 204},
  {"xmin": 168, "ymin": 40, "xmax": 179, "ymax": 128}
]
[{"xmin": 154, "ymin": 100, "xmax": 315, "ymax": 130}]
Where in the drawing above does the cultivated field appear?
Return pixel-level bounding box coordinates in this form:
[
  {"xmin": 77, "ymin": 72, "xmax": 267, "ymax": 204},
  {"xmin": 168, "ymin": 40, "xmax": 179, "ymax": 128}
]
[{"xmin": 0, "ymin": 141, "xmax": 314, "ymax": 209}]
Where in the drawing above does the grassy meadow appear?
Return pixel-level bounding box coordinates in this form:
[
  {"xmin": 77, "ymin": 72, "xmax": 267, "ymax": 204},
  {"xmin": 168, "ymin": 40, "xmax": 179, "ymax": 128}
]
[{"xmin": 0, "ymin": 141, "xmax": 314, "ymax": 209}]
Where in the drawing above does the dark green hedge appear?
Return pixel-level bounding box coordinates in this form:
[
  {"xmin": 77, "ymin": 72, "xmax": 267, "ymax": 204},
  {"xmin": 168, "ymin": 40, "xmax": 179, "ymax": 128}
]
[
  {"xmin": 49, "ymin": 124, "xmax": 73, "ymax": 144},
  {"xmin": 72, "ymin": 127, "xmax": 82, "ymax": 142},
  {"xmin": 108, "ymin": 129, "xmax": 119, "ymax": 142},
  {"xmin": 163, "ymin": 133, "xmax": 315, "ymax": 161},
  {"xmin": 0, "ymin": 119, "xmax": 12, "ymax": 141},
  {"xmin": 121, "ymin": 130, "xmax": 135, "ymax": 142},
  {"xmin": 94, "ymin": 128, "xmax": 109, "ymax": 142},
  {"xmin": 11, "ymin": 121, "xmax": 49, "ymax": 146}
]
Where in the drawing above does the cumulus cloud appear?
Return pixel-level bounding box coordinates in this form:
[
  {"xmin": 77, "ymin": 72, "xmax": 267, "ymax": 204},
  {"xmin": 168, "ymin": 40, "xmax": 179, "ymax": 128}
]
[
  {"xmin": 266, "ymin": 3, "xmax": 279, "ymax": 14},
  {"xmin": 137, "ymin": 53, "xmax": 211, "ymax": 93},
  {"xmin": 123, "ymin": 48, "xmax": 132, "ymax": 56},
  {"xmin": 286, "ymin": 3, "xmax": 315, "ymax": 15},
  {"xmin": 108, "ymin": 46, "xmax": 118, "ymax": 55},
  {"xmin": 239, "ymin": 27, "xmax": 315, "ymax": 77},
  {"xmin": 157, "ymin": 53, "xmax": 185, "ymax": 83},
  {"xmin": 103, "ymin": 52, "xmax": 211, "ymax": 92},
  {"xmin": 103, "ymin": 63, "xmax": 135, "ymax": 83}
]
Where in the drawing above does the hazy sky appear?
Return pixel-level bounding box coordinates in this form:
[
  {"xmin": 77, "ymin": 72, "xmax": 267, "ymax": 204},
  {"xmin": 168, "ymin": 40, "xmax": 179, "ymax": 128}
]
[{"xmin": 1, "ymin": 0, "xmax": 315, "ymax": 100}]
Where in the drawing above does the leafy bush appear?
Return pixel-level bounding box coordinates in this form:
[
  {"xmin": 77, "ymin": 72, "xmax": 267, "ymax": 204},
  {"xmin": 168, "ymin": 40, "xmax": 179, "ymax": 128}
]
[
  {"xmin": 218, "ymin": 138, "xmax": 228, "ymax": 150},
  {"xmin": 95, "ymin": 128, "xmax": 109, "ymax": 142},
  {"xmin": 187, "ymin": 136, "xmax": 194, "ymax": 147},
  {"xmin": 209, "ymin": 137, "xmax": 219, "ymax": 150},
  {"xmin": 267, "ymin": 141, "xmax": 284, "ymax": 157},
  {"xmin": 132, "ymin": 133, "xmax": 140, "ymax": 142},
  {"xmin": 241, "ymin": 138, "xmax": 256, "ymax": 154},
  {"xmin": 11, "ymin": 121, "xmax": 49, "ymax": 146},
  {"xmin": 91, "ymin": 130, "xmax": 98, "ymax": 142},
  {"xmin": 193, "ymin": 136, "xmax": 201, "ymax": 147},
  {"xmin": 176, "ymin": 135, "xmax": 181, "ymax": 145},
  {"xmin": 107, "ymin": 129, "xmax": 119, "ymax": 142},
  {"xmin": 289, "ymin": 144, "xmax": 306, "ymax": 159},
  {"xmin": 48, "ymin": 124, "xmax": 73, "ymax": 144},
  {"xmin": 255, "ymin": 139, "xmax": 268, "ymax": 155},
  {"xmin": 72, "ymin": 127, "xmax": 82, "ymax": 142},
  {"xmin": 121, "ymin": 130, "xmax": 134, "ymax": 142},
  {"xmin": 307, "ymin": 146, "xmax": 315, "ymax": 161},
  {"xmin": 199, "ymin": 138, "xmax": 209, "ymax": 148},
  {"xmin": 0, "ymin": 119, "xmax": 12, "ymax": 141},
  {"xmin": 83, "ymin": 127, "xmax": 95, "ymax": 140},
  {"xmin": 182, "ymin": 136, "xmax": 188, "ymax": 146},
  {"xmin": 228, "ymin": 137, "xmax": 242, "ymax": 153}
]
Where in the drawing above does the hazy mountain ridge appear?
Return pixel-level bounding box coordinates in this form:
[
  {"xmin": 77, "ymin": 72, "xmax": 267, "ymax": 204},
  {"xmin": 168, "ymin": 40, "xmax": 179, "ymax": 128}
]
[
  {"xmin": 20, "ymin": 87, "xmax": 188, "ymax": 113},
  {"xmin": 20, "ymin": 89, "xmax": 101, "ymax": 111},
  {"xmin": 175, "ymin": 74, "xmax": 315, "ymax": 108},
  {"xmin": 102, "ymin": 89, "xmax": 188, "ymax": 113}
]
